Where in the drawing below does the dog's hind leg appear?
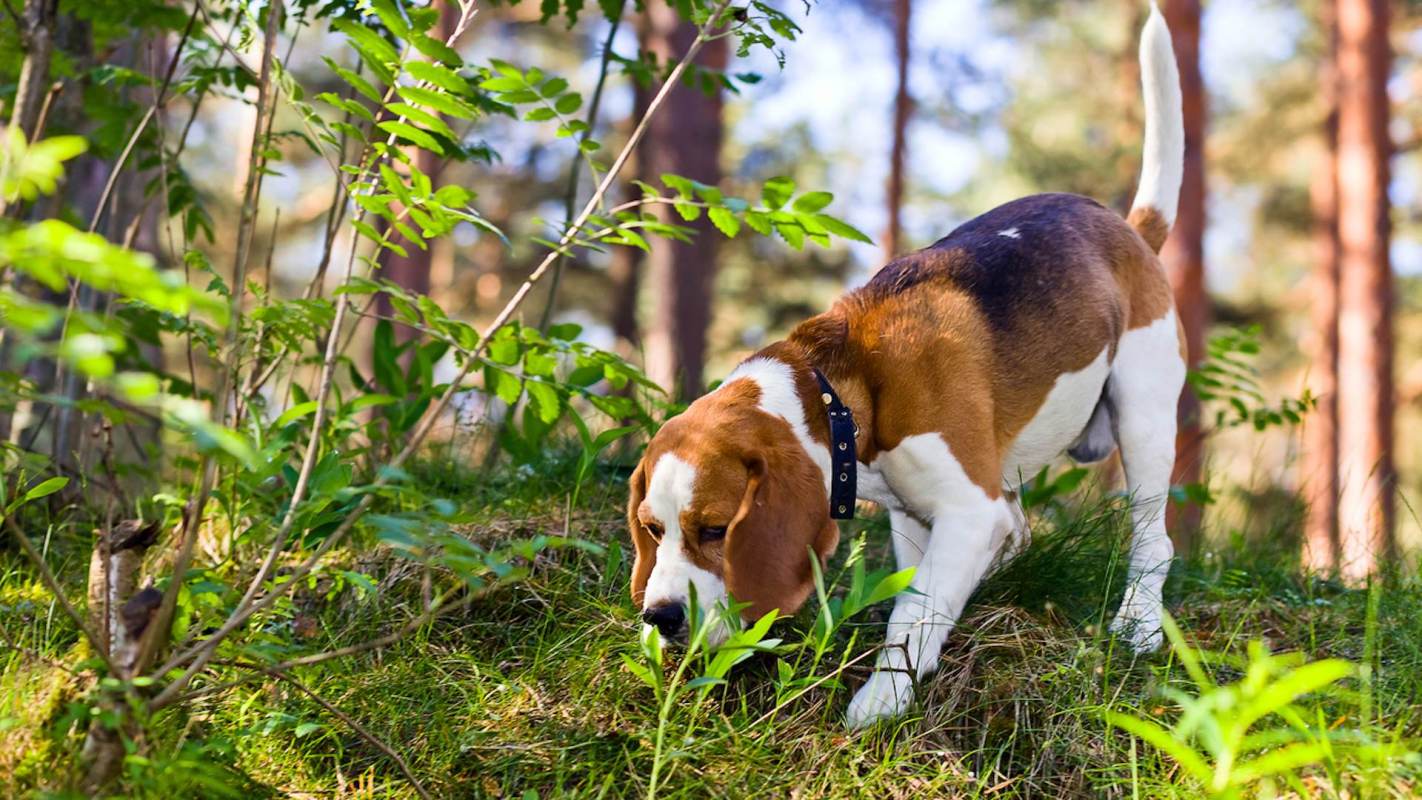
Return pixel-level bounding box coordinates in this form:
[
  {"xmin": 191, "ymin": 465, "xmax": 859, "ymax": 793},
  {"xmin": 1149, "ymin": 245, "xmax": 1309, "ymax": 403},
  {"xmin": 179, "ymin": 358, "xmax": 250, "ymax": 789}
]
[
  {"xmin": 1106, "ymin": 311, "xmax": 1186, "ymax": 651},
  {"xmin": 1067, "ymin": 391, "xmax": 1116, "ymax": 463}
]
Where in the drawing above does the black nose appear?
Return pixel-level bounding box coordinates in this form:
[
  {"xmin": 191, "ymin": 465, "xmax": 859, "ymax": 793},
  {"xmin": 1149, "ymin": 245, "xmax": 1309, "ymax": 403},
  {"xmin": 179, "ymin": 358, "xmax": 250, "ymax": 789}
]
[{"xmin": 642, "ymin": 603, "xmax": 686, "ymax": 638}]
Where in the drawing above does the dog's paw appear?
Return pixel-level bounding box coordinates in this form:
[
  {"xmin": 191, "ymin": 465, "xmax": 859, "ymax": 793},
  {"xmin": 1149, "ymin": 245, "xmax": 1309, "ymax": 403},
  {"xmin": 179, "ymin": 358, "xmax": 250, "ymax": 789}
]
[
  {"xmin": 845, "ymin": 670, "xmax": 914, "ymax": 730},
  {"xmin": 1109, "ymin": 610, "xmax": 1164, "ymax": 652}
]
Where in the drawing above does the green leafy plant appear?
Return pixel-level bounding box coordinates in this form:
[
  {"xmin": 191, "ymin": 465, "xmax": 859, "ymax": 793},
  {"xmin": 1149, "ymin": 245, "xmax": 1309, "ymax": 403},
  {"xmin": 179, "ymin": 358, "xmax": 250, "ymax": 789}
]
[
  {"xmin": 1104, "ymin": 611, "xmax": 1414, "ymax": 798},
  {"xmin": 1188, "ymin": 325, "xmax": 1315, "ymax": 432}
]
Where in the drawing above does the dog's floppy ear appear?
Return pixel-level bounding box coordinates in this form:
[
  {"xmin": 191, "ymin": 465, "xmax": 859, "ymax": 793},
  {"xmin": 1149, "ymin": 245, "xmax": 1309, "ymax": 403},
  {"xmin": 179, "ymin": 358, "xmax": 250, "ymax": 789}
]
[
  {"xmin": 724, "ymin": 451, "xmax": 839, "ymax": 620},
  {"xmin": 627, "ymin": 458, "xmax": 655, "ymax": 606}
]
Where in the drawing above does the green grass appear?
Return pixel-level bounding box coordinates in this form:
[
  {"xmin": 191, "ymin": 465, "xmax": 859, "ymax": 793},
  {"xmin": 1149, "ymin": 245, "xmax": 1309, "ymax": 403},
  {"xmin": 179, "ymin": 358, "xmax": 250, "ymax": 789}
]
[{"xmin": 3, "ymin": 454, "xmax": 1421, "ymax": 798}]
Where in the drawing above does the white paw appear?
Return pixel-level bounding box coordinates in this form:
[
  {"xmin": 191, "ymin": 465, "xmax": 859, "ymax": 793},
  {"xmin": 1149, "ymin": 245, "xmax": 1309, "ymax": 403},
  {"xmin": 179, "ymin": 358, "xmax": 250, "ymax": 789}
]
[
  {"xmin": 1110, "ymin": 610, "xmax": 1164, "ymax": 652},
  {"xmin": 845, "ymin": 670, "xmax": 914, "ymax": 729}
]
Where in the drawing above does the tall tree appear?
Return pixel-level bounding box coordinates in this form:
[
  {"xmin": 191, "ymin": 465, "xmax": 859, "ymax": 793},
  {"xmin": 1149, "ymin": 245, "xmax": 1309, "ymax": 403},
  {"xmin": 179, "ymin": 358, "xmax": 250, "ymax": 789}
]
[
  {"xmin": 609, "ymin": 76, "xmax": 650, "ymax": 353},
  {"xmin": 1335, "ymin": 0, "xmax": 1393, "ymax": 580},
  {"xmin": 1161, "ymin": 0, "xmax": 1207, "ymax": 547},
  {"xmin": 1303, "ymin": 4, "xmax": 1341, "ymax": 573},
  {"xmin": 642, "ymin": 2, "xmax": 727, "ymax": 398},
  {"xmin": 883, "ymin": 0, "xmax": 911, "ymax": 262}
]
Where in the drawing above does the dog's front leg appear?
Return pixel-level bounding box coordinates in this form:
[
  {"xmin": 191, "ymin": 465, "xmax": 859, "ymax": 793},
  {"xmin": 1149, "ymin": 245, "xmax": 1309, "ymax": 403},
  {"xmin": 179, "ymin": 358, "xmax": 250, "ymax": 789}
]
[{"xmin": 846, "ymin": 497, "xmax": 1011, "ymax": 728}]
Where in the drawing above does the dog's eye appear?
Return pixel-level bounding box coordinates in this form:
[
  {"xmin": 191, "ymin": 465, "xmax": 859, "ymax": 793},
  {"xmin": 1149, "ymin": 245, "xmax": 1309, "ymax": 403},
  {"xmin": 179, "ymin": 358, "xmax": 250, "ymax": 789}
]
[
  {"xmin": 698, "ymin": 525, "xmax": 727, "ymax": 543},
  {"xmin": 644, "ymin": 522, "xmax": 664, "ymax": 541}
]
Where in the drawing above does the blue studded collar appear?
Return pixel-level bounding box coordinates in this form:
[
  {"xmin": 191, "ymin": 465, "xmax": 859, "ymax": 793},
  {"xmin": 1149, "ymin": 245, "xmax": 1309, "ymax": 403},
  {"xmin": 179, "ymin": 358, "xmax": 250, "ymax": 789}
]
[{"xmin": 812, "ymin": 369, "xmax": 858, "ymax": 520}]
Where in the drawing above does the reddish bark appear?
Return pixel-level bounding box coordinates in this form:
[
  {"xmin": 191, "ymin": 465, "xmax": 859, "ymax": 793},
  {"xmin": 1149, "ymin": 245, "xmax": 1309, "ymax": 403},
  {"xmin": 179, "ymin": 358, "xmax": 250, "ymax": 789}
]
[
  {"xmin": 883, "ymin": 0, "xmax": 911, "ymax": 262},
  {"xmin": 1302, "ymin": 9, "xmax": 1341, "ymax": 573},
  {"xmin": 1160, "ymin": 0, "xmax": 1207, "ymax": 549},
  {"xmin": 642, "ymin": 4, "xmax": 727, "ymax": 398},
  {"xmin": 1334, "ymin": 0, "xmax": 1394, "ymax": 581}
]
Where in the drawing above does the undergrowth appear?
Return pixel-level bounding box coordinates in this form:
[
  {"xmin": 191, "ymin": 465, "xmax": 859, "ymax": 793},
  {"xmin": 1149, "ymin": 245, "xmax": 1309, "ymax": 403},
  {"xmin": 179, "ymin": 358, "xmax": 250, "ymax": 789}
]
[{"xmin": 3, "ymin": 451, "xmax": 1420, "ymax": 798}]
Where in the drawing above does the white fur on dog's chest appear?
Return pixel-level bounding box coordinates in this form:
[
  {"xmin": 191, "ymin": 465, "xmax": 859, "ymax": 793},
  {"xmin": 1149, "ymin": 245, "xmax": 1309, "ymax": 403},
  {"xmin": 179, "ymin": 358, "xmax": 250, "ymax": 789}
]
[{"xmin": 1000, "ymin": 347, "xmax": 1111, "ymax": 488}]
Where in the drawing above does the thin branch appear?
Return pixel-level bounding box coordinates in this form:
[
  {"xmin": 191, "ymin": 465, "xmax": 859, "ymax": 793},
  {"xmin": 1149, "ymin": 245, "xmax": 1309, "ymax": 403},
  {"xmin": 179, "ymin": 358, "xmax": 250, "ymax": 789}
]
[
  {"xmin": 538, "ymin": 0, "xmax": 629, "ymax": 330},
  {"xmin": 3, "ymin": 516, "xmax": 120, "ymax": 676},
  {"xmin": 216, "ymin": 660, "xmax": 432, "ymax": 800},
  {"xmin": 149, "ymin": 0, "xmax": 734, "ymax": 710},
  {"xmin": 134, "ymin": 0, "xmax": 285, "ymax": 677}
]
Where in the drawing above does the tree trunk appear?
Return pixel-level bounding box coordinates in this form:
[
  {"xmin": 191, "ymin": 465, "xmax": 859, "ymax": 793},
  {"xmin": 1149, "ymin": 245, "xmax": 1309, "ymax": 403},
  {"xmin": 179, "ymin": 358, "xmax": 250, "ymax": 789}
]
[
  {"xmin": 1302, "ymin": 8, "xmax": 1341, "ymax": 573},
  {"xmin": 642, "ymin": 3, "xmax": 726, "ymax": 399},
  {"xmin": 609, "ymin": 74, "xmax": 651, "ymax": 353},
  {"xmin": 9, "ymin": 0, "xmax": 57, "ymax": 140},
  {"xmin": 1160, "ymin": 0, "xmax": 1207, "ymax": 550},
  {"xmin": 883, "ymin": 0, "xmax": 911, "ymax": 262},
  {"xmin": 1335, "ymin": 0, "xmax": 1393, "ymax": 581}
]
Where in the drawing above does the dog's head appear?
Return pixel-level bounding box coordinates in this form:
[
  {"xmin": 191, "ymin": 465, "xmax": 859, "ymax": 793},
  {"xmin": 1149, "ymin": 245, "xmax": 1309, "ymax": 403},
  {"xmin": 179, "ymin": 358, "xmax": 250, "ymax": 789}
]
[{"xmin": 627, "ymin": 381, "xmax": 838, "ymax": 645}]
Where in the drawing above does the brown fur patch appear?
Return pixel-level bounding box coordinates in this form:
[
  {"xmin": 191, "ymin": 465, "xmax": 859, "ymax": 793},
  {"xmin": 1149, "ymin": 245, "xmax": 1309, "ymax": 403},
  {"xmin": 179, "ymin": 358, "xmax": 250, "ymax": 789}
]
[
  {"xmin": 627, "ymin": 381, "xmax": 836, "ymax": 618},
  {"xmin": 1126, "ymin": 206, "xmax": 1170, "ymax": 253}
]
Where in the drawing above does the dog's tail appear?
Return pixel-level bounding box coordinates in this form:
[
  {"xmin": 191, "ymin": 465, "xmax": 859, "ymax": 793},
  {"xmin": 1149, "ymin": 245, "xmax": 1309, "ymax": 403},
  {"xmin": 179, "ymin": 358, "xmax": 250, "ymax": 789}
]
[{"xmin": 1127, "ymin": 3, "xmax": 1184, "ymax": 254}]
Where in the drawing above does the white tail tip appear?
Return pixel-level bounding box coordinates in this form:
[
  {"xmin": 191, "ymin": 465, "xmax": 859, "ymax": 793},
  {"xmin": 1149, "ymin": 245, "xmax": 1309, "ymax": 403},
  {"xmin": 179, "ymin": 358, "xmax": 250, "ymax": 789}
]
[{"xmin": 1130, "ymin": 3, "xmax": 1184, "ymax": 229}]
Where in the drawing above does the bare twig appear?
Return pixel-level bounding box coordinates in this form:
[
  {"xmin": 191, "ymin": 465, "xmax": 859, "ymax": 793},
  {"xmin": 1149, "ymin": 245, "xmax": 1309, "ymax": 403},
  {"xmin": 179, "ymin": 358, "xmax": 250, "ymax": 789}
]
[
  {"xmin": 216, "ymin": 659, "xmax": 432, "ymax": 800},
  {"xmin": 149, "ymin": 0, "xmax": 734, "ymax": 711}
]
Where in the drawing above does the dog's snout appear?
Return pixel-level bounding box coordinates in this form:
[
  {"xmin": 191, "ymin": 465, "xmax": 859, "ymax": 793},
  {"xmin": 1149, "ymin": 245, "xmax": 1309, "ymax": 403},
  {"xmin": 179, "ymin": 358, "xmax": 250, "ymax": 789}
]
[{"xmin": 642, "ymin": 603, "xmax": 686, "ymax": 638}]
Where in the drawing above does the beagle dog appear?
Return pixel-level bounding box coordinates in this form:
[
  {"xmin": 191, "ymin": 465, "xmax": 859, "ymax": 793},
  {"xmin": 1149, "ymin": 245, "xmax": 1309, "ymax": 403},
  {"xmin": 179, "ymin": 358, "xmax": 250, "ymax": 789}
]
[{"xmin": 627, "ymin": 7, "xmax": 1186, "ymax": 728}]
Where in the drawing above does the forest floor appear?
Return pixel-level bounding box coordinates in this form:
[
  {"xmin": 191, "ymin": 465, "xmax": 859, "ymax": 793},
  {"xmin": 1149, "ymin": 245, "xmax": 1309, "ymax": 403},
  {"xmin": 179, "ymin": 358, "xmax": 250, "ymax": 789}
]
[{"xmin": 4, "ymin": 452, "xmax": 1422, "ymax": 798}]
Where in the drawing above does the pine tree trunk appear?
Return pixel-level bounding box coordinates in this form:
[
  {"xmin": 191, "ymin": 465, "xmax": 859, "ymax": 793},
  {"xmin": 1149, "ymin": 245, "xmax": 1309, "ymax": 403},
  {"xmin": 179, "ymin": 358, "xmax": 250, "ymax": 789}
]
[
  {"xmin": 1303, "ymin": 8, "xmax": 1341, "ymax": 573},
  {"xmin": 608, "ymin": 36, "xmax": 651, "ymax": 353},
  {"xmin": 9, "ymin": 0, "xmax": 56, "ymax": 140},
  {"xmin": 1334, "ymin": 0, "xmax": 1393, "ymax": 581},
  {"xmin": 642, "ymin": 4, "xmax": 726, "ymax": 399},
  {"xmin": 883, "ymin": 0, "xmax": 911, "ymax": 262},
  {"xmin": 1160, "ymin": 0, "xmax": 1207, "ymax": 550}
]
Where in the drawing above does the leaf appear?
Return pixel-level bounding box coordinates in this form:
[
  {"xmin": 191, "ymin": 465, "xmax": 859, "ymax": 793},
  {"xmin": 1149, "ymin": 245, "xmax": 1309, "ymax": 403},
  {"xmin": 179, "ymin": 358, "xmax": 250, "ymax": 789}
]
[
  {"xmin": 1235, "ymin": 659, "xmax": 1354, "ymax": 731},
  {"xmin": 480, "ymin": 76, "xmax": 526, "ymax": 92},
  {"xmin": 525, "ymin": 380, "xmax": 563, "ymax": 424},
  {"xmin": 863, "ymin": 567, "xmax": 917, "ymax": 607},
  {"xmin": 1231, "ymin": 741, "xmax": 1332, "ymax": 784},
  {"xmin": 377, "ymin": 121, "xmax": 444, "ymax": 154},
  {"xmin": 708, "ymin": 207, "xmax": 740, "ymax": 238},
  {"xmin": 405, "ymin": 61, "xmax": 468, "ymax": 93},
  {"xmin": 273, "ymin": 401, "xmax": 320, "ymax": 429},
  {"xmin": 792, "ymin": 191, "xmax": 833, "ymax": 213},
  {"xmin": 397, "ymin": 85, "xmax": 476, "ymax": 119},
  {"xmin": 411, "ymin": 33, "xmax": 462, "ymax": 66},
  {"xmin": 554, "ymin": 93, "xmax": 582, "ymax": 114},
  {"xmin": 323, "ymin": 58, "xmax": 384, "ymax": 103},
  {"xmin": 484, "ymin": 366, "xmax": 522, "ymax": 405},
  {"xmin": 761, "ymin": 176, "xmax": 795, "ymax": 209},
  {"xmin": 620, "ymin": 652, "xmax": 657, "ymax": 688},
  {"xmin": 1103, "ymin": 711, "xmax": 1214, "ymax": 783},
  {"xmin": 812, "ymin": 213, "xmax": 871, "ymax": 244},
  {"xmin": 22, "ymin": 477, "xmax": 69, "ymax": 504}
]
